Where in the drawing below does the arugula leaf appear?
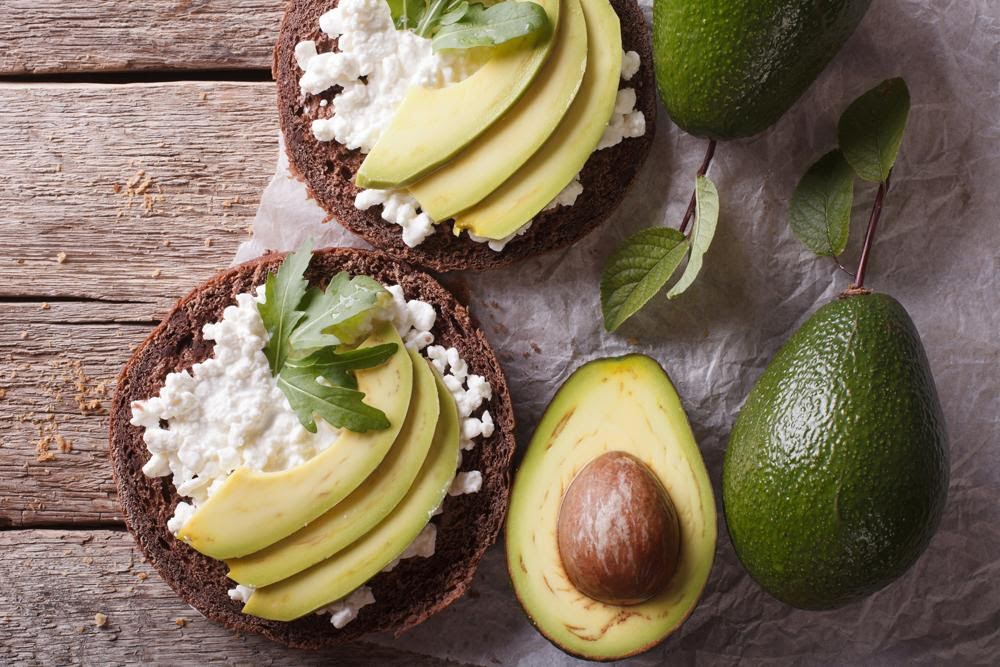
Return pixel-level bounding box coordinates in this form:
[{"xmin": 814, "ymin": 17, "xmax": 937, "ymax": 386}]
[
  {"xmin": 387, "ymin": 0, "xmax": 426, "ymax": 30},
  {"xmin": 439, "ymin": 0, "xmax": 470, "ymax": 25},
  {"xmin": 289, "ymin": 343, "xmax": 399, "ymax": 391},
  {"xmin": 288, "ymin": 272, "xmax": 390, "ymax": 354},
  {"xmin": 278, "ymin": 364, "xmax": 390, "ymax": 433},
  {"xmin": 601, "ymin": 228, "xmax": 690, "ymax": 332},
  {"xmin": 669, "ymin": 175, "xmax": 719, "ymax": 299},
  {"xmin": 258, "ymin": 241, "xmax": 313, "ymax": 372},
  {"xmin": 789, "ymin": 150, "xmax": 856, "ymax": 256},
  {"xmin": 432, "ymin": 2, "xmax": 548, "ymax": 51},
  {"xmin": 415, "ymin": 0, "xmax": 451, "ymax": 37},
  {"xmin": 838, "ymin": 78, "xmax": 910, "ymax": 183}
]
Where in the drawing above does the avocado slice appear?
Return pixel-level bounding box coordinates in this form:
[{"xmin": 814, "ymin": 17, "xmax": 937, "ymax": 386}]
[
  {"xmin": 177, "ymin": 322, "xmax": 413, "ymax": 560},
  {"xmin": 225, "ymin": 350, "xmax": 440, "ymax": 587},
  {"xmin": 452, "ymin": 0, "xmax": 622, "ymax": 241},
  {"xmin": 506, "ymin": 355, "xmax": 716, "ymax": 660},
  {"xmin": 652, "ymin": 0, "xmax": 872, "ymax": 139},
  {"xmin": 408, "ymin": 0, "xmax": 588, "ymax": 222},
  {"xmin": 242, "ymin": 370, "xmax": 460, "ymax": 621},
  {"xmin": 355, "ymin": 0, "xmax": 561, "ymax": 190},
  {"xmin": 724, "ymin": 292, "xmax": 949, "ymax": 609}
]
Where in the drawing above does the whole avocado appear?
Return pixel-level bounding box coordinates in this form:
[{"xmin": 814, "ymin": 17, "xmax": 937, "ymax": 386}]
[
  {"xmin": 653, "ymin": 0, "xmax": 873, "ymax": 139},
  {"xmin": 723, "ymin": 291, "xmax": 949, "ymax": 609}
]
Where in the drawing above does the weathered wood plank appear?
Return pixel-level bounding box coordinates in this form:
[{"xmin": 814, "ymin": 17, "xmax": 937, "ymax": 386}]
[
  {"xmin": 1, "ymin": 1, "xmax": 282, "ymax": 75},
  {"xmin": 0, "ymin": 81, "xmax": 277, "ymax": 313},
  {"xmin": 0, "ymin": 529, "xmax": 463, "ymax": 665},
  {"xmin": 0, "ymin": 80, "xmax": 285, "ymax": 527}
]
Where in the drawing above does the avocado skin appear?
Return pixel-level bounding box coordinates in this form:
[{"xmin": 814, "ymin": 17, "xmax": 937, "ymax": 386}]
[
  {"xmin": 723, "ymin": 292, "xmax": 949, "ymax": 609},
  {"xmin": 653, "ymin": 0, "xmax": 872, "ymax": 139}
]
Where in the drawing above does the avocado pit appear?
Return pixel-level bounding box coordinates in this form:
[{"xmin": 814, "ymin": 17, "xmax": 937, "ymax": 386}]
[{"xmin": 556, "ymin": 451, "xmax": 680, "ymax": 606}]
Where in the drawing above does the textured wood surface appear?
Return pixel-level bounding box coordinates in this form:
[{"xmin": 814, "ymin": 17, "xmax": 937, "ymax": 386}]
[
  {"xmin": 0, "ymin": 81, "xmax": 284, "ymax": 528},
  {"xmin": 0, "ymin": 529, "xmax": 466, "ymax": 665},
  {"xmin": 0, "ymin": 1, "xmax": 281, "ymax": 75}
]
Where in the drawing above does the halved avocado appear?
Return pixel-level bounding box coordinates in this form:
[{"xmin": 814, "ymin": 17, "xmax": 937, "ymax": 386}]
[
  {"xmin": 177, "ymin": 323, "xmax": 413, "ymax": 560},
  {"xmin": 225, "ymin": 350, "xmax": 440, "ymax": 587},
  {"xmin": 408, "ymin": 0, "xmax": 587, "ymax": 221},
  {"xmin": 355, "ymin": 0, "xmax": 561, "ymax": 190},
  {"xmin": 506, "ymin": 355, "xmax": 716, "ymax": 661},
  {"xmin": 242, "ymin": 370, "xmax": 461, "ymax": 621},
  {"xmin": 453, "ymin": 0, "xmax": 622, "ymax": 241}
]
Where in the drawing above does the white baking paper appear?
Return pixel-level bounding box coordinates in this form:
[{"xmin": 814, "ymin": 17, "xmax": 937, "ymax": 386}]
[{"xmin": 237, "ymin": 0, "xmax": 1000, "ymax": 662}]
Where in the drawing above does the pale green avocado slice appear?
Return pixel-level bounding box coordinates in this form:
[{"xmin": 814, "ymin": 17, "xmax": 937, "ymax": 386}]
[
  {"xmin": 177, "ymin": 322, "xmax": 413, "ymax": 560},
  {"xmin": 506, "ymin": 355, "xmax": 716, "ymax": 661},
  {"xmin": 453, "ymin": 0, "xmax": 622, "ymax": 241},
  {"xmin": 354, "ymin": 0, "xmax": 561, "ymax": 190},
  {"xmin": 242, "ymin": 371, "xmax": 461, "ymax": 621},
  {"xmin": 225, "ymin": 350, "xmax": 440, "ymax": 587},
  {"xmin": 408, "ymin": 0, "xmax": 587, "ymax": 222}
]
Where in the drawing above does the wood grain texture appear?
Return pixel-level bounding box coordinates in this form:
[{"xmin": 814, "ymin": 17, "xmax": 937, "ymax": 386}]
[
  {"xmin": 0, "ymin": 529, "xmax": 465, "ymax": 665},
  {"xmin": 0, "ymin": 1, "xmax": 282, "ymax": 75},
  {"xmin": 0, "ymin": 81, "xmax": 285, "ymax": 527}
]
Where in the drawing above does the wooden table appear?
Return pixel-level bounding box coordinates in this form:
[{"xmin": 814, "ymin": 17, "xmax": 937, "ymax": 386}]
[{"xmin": 0, "ymin": 2, "xmax": 460, "ymax": 663}]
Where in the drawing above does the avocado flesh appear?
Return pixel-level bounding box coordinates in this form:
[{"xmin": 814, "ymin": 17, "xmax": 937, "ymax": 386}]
[
  {"xmin": 453, "ymin": 0, "xmax": 622, "ymax": 241},
  {"xmin": 506, "ymin": 355, "xmax": 717, "ymax": 661},
  {"xmin": 355, "ymin": 0, "xmax": 561, "ymax": 190},
  {"xmin": 225, "ymin": 351, "xmax": 440, "ymax": 587},
  {"xmin": 408, "ymin": 0, "xmax": 587, "ymax": 222},
  {"xmin": 177, "ymin": 323, "xmax": 413, "ymax": 560},
  {"xmin": 242, "ymin": 370, "xmax": 461, "ymax": 621},
  {"xmin": 724, "ymin": 292, "xmax": 949, "ymax": 609},
  {"xmin": 652, "ymin": 0, "xmax": 872, "ymax": 139}
]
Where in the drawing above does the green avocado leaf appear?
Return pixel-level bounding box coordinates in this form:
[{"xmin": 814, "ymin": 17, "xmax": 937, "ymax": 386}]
[
  {"xmin": 668, "ymin": 175, "xmax": 719, "ymax": 299},
  {"xmin": 838, "ymin": 78, "xmax": 910, "ymax": 183},
  {"xmin": 789, "ymin": 150, "xmax": 856, "ymax": 256},
  {"xmin": 601, "ymin": 228, "xmax": 690, "ymax": 332}
]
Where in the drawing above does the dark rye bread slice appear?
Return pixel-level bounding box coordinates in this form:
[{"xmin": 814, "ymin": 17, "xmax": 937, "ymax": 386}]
[
  {"xmin": 109, "ymin": 248, "xmax": 516, "ymax": 648},
  {"xmin": 275, "ymin": 0, "xmax": 656, "ymax": 272}
]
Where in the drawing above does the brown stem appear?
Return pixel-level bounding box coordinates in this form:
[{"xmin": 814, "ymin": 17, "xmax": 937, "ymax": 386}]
[
  {"xmin": 853, "ymin": 171, "xmax": 892, "ymax": 289},
  {"xmin": 833, "ymin": 255, "xmax": 856, "ymax": 278},
  {"xmin": 679, "ymin": 139, "xmax": 718, "ymax": 235}
]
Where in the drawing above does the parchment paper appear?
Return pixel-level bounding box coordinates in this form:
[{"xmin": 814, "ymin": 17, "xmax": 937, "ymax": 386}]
[{"xmin": 236, "ymin": 0, "xmax": 1000, "ymax": 663}]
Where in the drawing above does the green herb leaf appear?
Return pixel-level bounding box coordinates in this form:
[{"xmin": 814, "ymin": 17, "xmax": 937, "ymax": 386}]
[
  {"xmin": 668, "ymin": 175, "xmax": 719, "ymax": 299},
  {"xmin": 838, "ymin": 78, "xmax": 910, "ymax": 183},
  {"xmin": 288, "ymin": 273, "xmax": 390, "ymax": 355},
  {"xmin": 415, "ymin": 0, "xmax": 450, "ymax": 36},
  {"xmin": 788, "ymin": 150, "xmax": 855, "ymax": 257},
  {"xmin": 258, "ymin": 241, "xmax": 313, "ymax": 373},
  {"xmin": 289, "ymin": 343, "xmax": 399, "ymax": 390},
  {"xmin": 277, "ymin": 364, "xmax": 390, "ymax": 433},
  {"xmin": 432, "ymin": 2, "xmax": 548, "ymax": 51},
  {"xmin": 601, "ymin": 228, "xmax": 690, "ymax": 332},
  {"xmin": 387, "ymin": 0, "xmax": 426, "ymax": 30},
  {"xmin": 439, "ymin": 0, "xmax": 470, "ymax": 25}
]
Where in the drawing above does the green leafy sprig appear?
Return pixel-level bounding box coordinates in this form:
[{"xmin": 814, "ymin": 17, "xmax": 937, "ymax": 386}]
[
  {"xmin": 789, "ymin": 78, "xmax": 911, "ymax": 287},
  {"xmin": 387, "ymin": 0, "xmax": 548, "ymax": 52},
  {"xmin": 600, "ymin": 144, "xmax": 721, "ymax": 332},
  {"xmin": 257, "ymin": 242, "xmax": 398, "ymax": 433}
]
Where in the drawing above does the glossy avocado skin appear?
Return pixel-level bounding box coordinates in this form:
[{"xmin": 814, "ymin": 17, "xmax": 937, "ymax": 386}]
[
  {"xmin": 723, "ymin": 292, "xmax": 949, "ymax": 609},
  {"xmin": 653, "ymin": 0, "xmax": 873, "ymax": 139}
]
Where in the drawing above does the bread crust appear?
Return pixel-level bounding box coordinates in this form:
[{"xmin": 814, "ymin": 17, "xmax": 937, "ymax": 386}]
[
  {"xmin": 275, "ymin": 0, "xmax": 657, "ymax": 272},
  {"xmin": 109, "ymin": 248, "xmax": 516, "ymax": 648}
]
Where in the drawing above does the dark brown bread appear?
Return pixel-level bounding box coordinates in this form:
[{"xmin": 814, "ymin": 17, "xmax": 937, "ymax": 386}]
[
  {"xmin": 109, "ymin": 248, "xmax": 516, "ymax": 648},
  {"xmin": 275, "ymin": 0, "xmax": 657, "ymax": 272}
]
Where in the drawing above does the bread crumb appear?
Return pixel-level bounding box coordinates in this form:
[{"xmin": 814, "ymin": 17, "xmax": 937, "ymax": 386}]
[
  {"xmin": 136, "ymin": 572, "xmax": 148, "ymax": 581},
  {"xmin": 54, "ymin": 163, "xmax": 62, "ymax": 173},
  {"xmin": 94, "ymin": 613, "xmax": 108, "ymax": 628},
  {"xmin": 56, "ymin": 252, "xmax": 67, "ymax": 264},
  {"xmin": 35, "ymin": 436, "xmax": 55, "ymax": 462},
  {"xmin": 0, "ymin": 388, "xmax": 6, "ymax": 400},
  {"xmin": 150, "ymin": 269, "xmax": 162, "ymax": 278},
  {"xmin": 41, "ymin": 302, "xmax": 50, "ymax": 311},
  {"xmin": 162, "ymin": 239, "xmax": 171, "ymax": 247},
  {"xmin": 200, "ymin": 92, "xmax": 208, "ymax": 101},
  {"xmin": 174, "ymin": 618, "xmax": 187, "ymax": 628},
  {"xmin": 83, "ymin": 556, "xmax": 94, "ymax": 565},
  {"xmin": 203, "ymin": 238, "xmax": 213, "ymax": 248},
  {"xmin": 56, "ymin": 434, "xmax": 72, "ymax": 453}
]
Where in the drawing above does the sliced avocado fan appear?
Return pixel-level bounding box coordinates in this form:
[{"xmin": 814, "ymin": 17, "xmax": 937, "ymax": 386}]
[
  {"xmin": 177, "ymin": 323, "xmax": 413, "ymax": 560},
  {"xmin": 242, "ymin": 370, "xmax": 461, "ymax": 621},
  {"xmin": 226, "ymin": 350, "xmax": 440, "ymax": 587}
]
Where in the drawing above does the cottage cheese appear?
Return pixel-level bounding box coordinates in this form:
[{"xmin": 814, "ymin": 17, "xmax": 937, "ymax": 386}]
[
  {"xmin": 134, "ymin": 279, "xmax": 492, "ymax": 628},
  {"xmin": 296, "ymin": 0, "xmax": 648, "ymax": 252}
]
